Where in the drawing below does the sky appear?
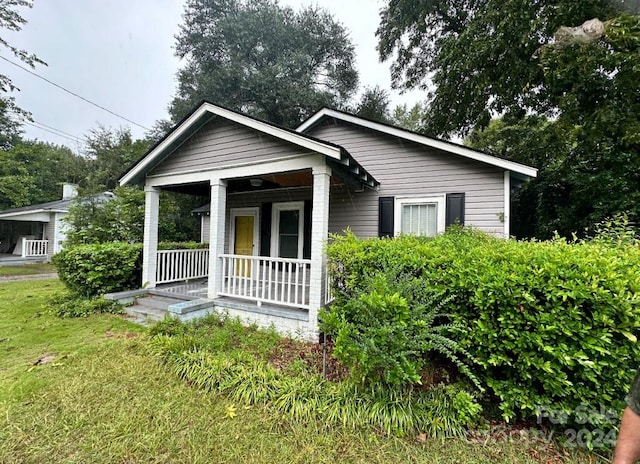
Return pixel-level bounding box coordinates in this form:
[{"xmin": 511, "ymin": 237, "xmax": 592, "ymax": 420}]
[{"xmin": 0, "ymin": 0, "xmax": 425, "ymax": 152}]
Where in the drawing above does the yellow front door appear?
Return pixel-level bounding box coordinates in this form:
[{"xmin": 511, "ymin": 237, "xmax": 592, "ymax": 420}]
[{"xmin": 234, "ymin": 215, "xmax": 254, "ymax": 277}]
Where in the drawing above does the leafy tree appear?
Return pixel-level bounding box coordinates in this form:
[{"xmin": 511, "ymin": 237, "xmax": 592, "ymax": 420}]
[
  {"xmin": 353, "ymin": 86, "xmax": 391, "ymax": 123},
  {"xmin": 0, "ymin": 140, "xmax": 86, "ymax": 209},
  {"xmin": 0, "ymin": 0, "xmax": 46, "ymax": 147},
  {"xmin": 83, "ymin": 127, "xmax": 149, "ymax": 192},
  {"xmin": 468, "ymin": 16, "xmax": 640, "ymax": 237},
  {"xmin": 377, "ymin": 0, "xmax": 618, "ymax": 137},
  {"xmin": 64, "ymin": 186, "xmax": 204, "ymax": 246},
  {"xmin": 391, "ymin": 103, "xmax": 427, "ymax": 133},
  {"xmin": 0, "ymin": 151, "xmax": 34, "ymax": 208},
  {"xmin": 170, "ymin": 0, "xmax": 358, "ymax": 127},
  {"xmin": 7, "ymin": 140, "xmax": 87, "ymax": 203},
  {"xmin": 468, "ymin": 116, "xmax": 576, "ymax": 238}
]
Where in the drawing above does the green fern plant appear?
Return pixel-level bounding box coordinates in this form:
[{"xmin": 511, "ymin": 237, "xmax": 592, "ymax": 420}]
[{"xmin": 321, "ymin": 275, "xmax": 481, "ymax": 391}]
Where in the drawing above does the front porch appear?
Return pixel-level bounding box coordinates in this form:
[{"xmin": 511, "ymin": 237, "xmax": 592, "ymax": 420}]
[{"xmin": 118, "ymin": 102, "xmax": 377, "ymax": 341}]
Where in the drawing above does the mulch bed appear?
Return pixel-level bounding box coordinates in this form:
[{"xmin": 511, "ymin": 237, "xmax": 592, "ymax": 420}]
[{"xmin": 268, "ymin": 338, "xmax": 349, "ymax": 382}]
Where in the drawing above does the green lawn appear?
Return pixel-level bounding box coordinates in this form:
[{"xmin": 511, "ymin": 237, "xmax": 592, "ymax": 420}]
[
  {"xmin": 0, "ymin": 280, "xmax": 607, "ymax": 463},
  {"xmin": 0, "ymin": 262, "xmax": 57, "ymax": 277}
]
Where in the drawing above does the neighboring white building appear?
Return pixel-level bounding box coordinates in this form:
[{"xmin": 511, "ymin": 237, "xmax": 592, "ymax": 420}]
[{"xmin": 0, "ymin": 184, "xmax": 114, "ymax": 262}]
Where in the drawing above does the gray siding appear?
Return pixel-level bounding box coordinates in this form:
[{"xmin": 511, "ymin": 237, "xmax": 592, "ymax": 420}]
[
  {"xmin": 308, "ymin": 119, "xmax": 506, "ymax": 237},
  {"xmin": 201, "ymin": 215, "xmax": 210, "ymax": 243},
  {"xmin": 43, "ymin": 216, "xmax": 56, "ymax": 258},
  {"xmin": 150, "ymin": 118, "xmax": 315, "ymax": 176}
]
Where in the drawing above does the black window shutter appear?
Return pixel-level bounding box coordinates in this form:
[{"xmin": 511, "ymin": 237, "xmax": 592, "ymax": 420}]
[
  {"xmin": 303, "ymin": 200, "xmax": 312, "ymax": 259},
  {"xmin": 378, "ymin": 196, "xmax": 394, "ymax": 237},
  {"xmin": 445, "ymin": 193, "xmax": 465, "ymax": 227},
  {"xmin": 260, "ymin": 203, "xmax": 272, "ymax": 256}
]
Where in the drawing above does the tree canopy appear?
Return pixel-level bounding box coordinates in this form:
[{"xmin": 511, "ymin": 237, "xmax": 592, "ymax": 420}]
[
  {"xmin": 0, "ymin": 140, "xmax": 86, "ymax": 209},
  {"xmin": 170, "ymin": 0, "xmax": 359, "ymax": 128},
  {"xmin": 0, "ymin": 0, "xmax": 45, "ymax": 148},
  {"xmin": 82, "ymin": 127, "xmax": 149, "ymax": 192},
  {"xmin": 353, "ymin": 86, "xmax": 391, "ymax": 124},
  {"xmin": 377, "ymin": 0, "xmax": 618, "ymax": 137}
]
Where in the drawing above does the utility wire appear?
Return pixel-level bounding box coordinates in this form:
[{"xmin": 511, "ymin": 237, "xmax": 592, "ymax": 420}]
[
  {"xmin": 30, "ymin": 119, "xmax": 86, "ymax": 143},
  {"xmin": 0, "ymin": 55, "xmax": 150, "ymax": 131},
  {"xmin": 23, "ymin": 121, "xmax": 83, "ymax": 144}
]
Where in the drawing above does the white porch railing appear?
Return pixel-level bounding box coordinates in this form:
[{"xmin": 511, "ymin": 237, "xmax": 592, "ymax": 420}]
[
  {"xmin": 156, "ymin": 249, "xmax": 210, "ymax": 284},
  {"xmin": 22, "ymin": 239, "xmax": 48, "ymax": 257},
  {"xmin": 219, "ymin": 254, "xmax": 312, "ymax": 309},
  {"xmin": 325, "ymin": 269, "xmax": 334, "ymax": 305}
]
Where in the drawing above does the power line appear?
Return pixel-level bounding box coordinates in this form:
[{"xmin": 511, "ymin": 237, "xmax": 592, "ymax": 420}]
[
  {"xmin": 31, "ymin": 119, "xmax": 86, "ymax": 143},
  {"xmin": 23, "ymin": 121, "xmax": 84, "ymax": 144},
  {"xmin": 0, "ymin": 55, "xmax": 150, "ymax": 131}
]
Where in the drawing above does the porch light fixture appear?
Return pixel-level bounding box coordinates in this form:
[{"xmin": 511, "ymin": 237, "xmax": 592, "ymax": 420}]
[{"xmin": 249, "ymin": 178, "xmax": 263, "ymax": 187}]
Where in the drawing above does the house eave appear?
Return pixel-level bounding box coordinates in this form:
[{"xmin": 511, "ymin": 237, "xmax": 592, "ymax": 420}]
[
  {"xmin": 0, "ymin": 209, "xmax": 62, "ymax": 221},
  {"xmin": 297, "ymin": 108, "xmax": 538, "ymax": 179},
  {"xmin": 119, "ymin": 102, "xmax": 343, "ymax": 187}
]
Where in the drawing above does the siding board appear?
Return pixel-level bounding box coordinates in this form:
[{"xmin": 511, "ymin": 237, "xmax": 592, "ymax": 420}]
[
  {"xmin": 309, "ymin": 119, "xmax": 506, "ymax": 237},
  {"xmin": 150, "ymin": 118, "xmax": 314, "ymax": 176}
]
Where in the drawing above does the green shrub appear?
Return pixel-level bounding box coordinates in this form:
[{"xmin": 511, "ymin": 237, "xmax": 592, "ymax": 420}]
[
  {"xmin": 325, "ymin": 227, "xmax": 640, "ymax": 428},
  {"xmin": 53, "ymin": 242, "xmax": 143, "ymax": 297},
  {"xmin": 321, "ymin": 276, "xmax": 480, "ymax": 391},
  {"xmin": 158, "ymin": 241, "xmax": 209, "ymax": 250},
  {"xmin": 46, "ymin": 291, "xmax": 123, "ymax": 318}
]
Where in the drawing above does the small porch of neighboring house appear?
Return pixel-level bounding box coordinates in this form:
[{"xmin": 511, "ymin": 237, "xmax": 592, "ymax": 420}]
[
  {"xmin": 117, "ymin": 103, "xmax": 378, "ymax": 341},
  {"xmin": 0, "ymin": 184, "xmax": 79, "ymax": 263},
  {"xmin": 0, "ymin": 220, "xmax": 52, "ymax": 262}
]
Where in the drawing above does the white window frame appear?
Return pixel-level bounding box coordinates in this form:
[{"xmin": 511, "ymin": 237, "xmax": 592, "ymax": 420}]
[
  {"xmin": 271, "ymin": 201, "xmax": 304, "ymax": 259},
  {"xmin": 229, "ymin": 207, "xmax": 259, "ymax": 256},
  {"xmin": 394, "ymin": 195, "xmax": 446, "ymax": 237}
]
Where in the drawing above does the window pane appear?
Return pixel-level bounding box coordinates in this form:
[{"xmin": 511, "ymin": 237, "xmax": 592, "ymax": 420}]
[
  {"xmin": 279, "ymin": 235, "xmax": 298, "ymax": 258},
  {"xmin": 279, "ymin": 210, "xmax": 299, "ymax": 234},
  {"xmin": 401, "ymin": 203, "xmax": 437, "ymax": 236}
]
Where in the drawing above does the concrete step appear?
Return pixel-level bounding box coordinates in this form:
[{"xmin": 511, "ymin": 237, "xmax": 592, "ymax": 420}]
[
  {"xmin": 125, "ymin": 305, "xmax": 167, "ymax": 322},
  {"xmin": 133, "ymin": 295, "xmax": 185, "ymax": 311}
]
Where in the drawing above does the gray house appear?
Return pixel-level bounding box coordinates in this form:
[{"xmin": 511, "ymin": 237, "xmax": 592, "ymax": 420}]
[{"xmin": 119, "ymin": 102, "xmax": 536, "ymax": 340}]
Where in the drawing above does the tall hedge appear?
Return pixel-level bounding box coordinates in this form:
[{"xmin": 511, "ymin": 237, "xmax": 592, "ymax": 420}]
[
  {"xmin": 324, "ymin": 228, "xmax": 640, "ymax": 427},
  {"xmin": 53, "ymin": 242, "xmax": 143, "ymax": 297}
]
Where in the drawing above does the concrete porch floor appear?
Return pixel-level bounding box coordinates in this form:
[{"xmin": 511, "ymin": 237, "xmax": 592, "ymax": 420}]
[
  {"xmin": 0, "ymin": 254, "xmax": 48, "ymax": 266},
  {"xmin": 107, "ymin": 278, "xmax": 309, "ymax": 327}
]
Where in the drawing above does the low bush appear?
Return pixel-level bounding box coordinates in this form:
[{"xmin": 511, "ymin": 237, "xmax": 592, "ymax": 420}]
[
  {"xmin": 46, "ymin": 291, "xmax": 123, "ymax": 318},
  {"xmin": 321, "ymin": 276, "xmax": 480, "ymax": 391},
  {"xmin": 53, "ymin": 242, "xmax": 142, "ymax": 297},
  {"xmin": 325, "ymin": 227, "xmax": 640, "ymax": 428},
  {"xmin": 158, "ymin": 241, "xmax": 209, "ymax": 250}
]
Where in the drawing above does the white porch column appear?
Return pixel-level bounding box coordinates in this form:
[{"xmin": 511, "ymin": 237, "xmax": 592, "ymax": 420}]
[
  {"xmin": 207, "ymin": 179, "xmax": 227, "ymax": 299},
  {"xmin": 309, "ymin": 164, "xmax": 331, "ymax": 340},
  {"xmin": 142, "ymin": 185, "xmax": 160, "ymax": 288}
]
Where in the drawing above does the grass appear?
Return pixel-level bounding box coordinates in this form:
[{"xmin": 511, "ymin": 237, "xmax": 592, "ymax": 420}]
[
  {"xmin": 0, "ymin": 262, "xmax": 56, "ymax": 277},
  {"xmin": 0, "ymin": 279, "xmax": 608, "ymax": 463}
]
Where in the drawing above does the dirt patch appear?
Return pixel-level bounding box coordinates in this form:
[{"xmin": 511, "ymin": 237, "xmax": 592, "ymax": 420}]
[
  {"xmin": 33, "ymin": 353, "xmax": 58, "ymax": 365},
  {"xmin": 269, "ymin": 338, "xmax": 349, "ymax": 381}
]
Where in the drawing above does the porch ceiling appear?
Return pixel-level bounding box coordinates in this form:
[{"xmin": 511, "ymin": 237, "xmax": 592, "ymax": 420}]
[{"xmin": 160, "ymin": 170, "xmax": 344, "ymax": 197}]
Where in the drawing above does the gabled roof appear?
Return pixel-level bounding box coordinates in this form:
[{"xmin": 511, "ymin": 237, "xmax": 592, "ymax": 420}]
[
  {"xmin": 296, "ymin": 108, "xmax": 538, "ymax": 179},
  {"xmin": 119, "ymin": 101, "xmax": 378, "ymax": 188}
]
